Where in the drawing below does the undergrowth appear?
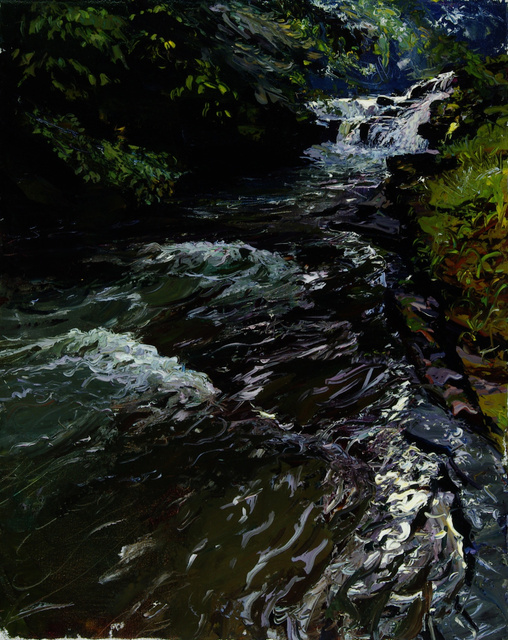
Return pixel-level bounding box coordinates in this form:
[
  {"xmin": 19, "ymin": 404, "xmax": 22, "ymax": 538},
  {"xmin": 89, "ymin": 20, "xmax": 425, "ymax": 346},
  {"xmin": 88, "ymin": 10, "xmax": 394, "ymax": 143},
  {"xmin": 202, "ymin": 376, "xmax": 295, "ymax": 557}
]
[{"xmin": 405, "ymin": 54, "xmax": 508, "ymax": 446}]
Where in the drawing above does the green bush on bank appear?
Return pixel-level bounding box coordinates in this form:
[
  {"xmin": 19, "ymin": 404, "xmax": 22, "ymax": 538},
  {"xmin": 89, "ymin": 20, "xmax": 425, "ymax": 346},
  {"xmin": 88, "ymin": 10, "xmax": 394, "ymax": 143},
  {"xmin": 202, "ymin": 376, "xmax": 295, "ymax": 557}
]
[
  {"xmin": 395, "ymin": 54, "xmax": 508, "ymax": 445},
  {"xmin": 412, "ymin": 56, "xmax": 508, "ymax": 344}
]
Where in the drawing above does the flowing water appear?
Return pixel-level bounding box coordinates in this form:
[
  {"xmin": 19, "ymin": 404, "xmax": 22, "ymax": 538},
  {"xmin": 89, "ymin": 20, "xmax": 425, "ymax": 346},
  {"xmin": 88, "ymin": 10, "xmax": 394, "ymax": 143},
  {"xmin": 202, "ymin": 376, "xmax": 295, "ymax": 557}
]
[{"xmin": 1, "ymin": 78, "xmax": 508, "ymax": 640}]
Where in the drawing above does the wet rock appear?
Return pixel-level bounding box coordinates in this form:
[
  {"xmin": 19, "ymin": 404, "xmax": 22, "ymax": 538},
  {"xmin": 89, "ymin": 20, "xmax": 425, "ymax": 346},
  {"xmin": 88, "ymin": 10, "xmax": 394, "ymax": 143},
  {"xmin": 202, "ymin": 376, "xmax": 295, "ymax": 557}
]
[
  {"xmin": 359, "ymin": 121, "xmax": 370, "ymax": 143},
  {"xmin": 377, "ymin": 95, "xmax": 395, "ymax": 106}
]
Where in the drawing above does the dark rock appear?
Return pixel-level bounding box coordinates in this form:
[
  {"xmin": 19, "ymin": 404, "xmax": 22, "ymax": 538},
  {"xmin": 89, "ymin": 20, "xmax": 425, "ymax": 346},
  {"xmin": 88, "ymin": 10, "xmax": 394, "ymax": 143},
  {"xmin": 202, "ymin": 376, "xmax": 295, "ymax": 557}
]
[
  {"xmin": 409, "ymin": 79, "xmax": 436, "ymax": 100},
  {"xmin": 359, "ymin": 122, "xmax": 370, "ymax": 143}
]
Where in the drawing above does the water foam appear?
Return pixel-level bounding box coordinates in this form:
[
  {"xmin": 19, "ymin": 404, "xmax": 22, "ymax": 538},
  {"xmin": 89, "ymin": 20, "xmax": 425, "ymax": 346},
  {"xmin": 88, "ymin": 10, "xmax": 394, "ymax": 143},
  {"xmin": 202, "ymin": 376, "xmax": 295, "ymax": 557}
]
[
  {"xmin": 0, "ymin": 328, "xmax": 217, "ymax": 453},
  {"xmin": 307, "ymin": 72, "xmax": 455, "ymax": 169},
  {"xmin": 135, "ymin": 240, "xmax": 303, "ymax": 319}
]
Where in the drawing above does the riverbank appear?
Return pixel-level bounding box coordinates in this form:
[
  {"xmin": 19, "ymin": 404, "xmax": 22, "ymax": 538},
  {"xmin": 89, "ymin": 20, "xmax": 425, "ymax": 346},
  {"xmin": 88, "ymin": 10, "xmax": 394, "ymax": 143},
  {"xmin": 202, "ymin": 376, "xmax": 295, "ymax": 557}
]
[{"xmin": 383, "ymin": 55, "xmax": 508, "ymax": 455}]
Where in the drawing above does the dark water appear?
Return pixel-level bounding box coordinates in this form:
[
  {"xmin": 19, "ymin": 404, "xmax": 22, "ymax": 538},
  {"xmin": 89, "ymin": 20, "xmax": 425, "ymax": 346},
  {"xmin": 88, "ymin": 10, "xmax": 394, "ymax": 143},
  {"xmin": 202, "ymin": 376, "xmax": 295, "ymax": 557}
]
[{"xmin": 1, "ymin": 97, "xmax": 508, "ymax": 640}]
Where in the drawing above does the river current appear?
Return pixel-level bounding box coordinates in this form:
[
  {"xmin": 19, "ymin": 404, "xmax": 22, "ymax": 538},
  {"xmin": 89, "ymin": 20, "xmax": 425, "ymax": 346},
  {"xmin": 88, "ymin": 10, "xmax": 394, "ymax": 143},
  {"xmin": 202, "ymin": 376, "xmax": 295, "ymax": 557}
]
[{"xmin": 1, "ymin": 78, "xmax": 507, "ymax": 640}]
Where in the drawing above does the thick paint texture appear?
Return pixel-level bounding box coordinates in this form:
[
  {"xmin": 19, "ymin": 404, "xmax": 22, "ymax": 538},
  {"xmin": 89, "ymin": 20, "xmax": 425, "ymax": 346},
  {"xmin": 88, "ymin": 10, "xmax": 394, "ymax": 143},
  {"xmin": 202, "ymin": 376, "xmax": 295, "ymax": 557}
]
[{"xmin": 0, "ymin": 2, "xmax": 507, "ymax": 640}]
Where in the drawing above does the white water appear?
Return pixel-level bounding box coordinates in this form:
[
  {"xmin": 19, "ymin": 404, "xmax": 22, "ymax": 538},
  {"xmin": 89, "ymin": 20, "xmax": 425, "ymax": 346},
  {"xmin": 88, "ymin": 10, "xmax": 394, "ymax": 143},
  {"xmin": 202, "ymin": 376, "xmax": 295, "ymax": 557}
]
[
  {"xmin": 0, "ymin": 328, "xmax": 217, "ymax": 454},
  {"xmin": 135, "ymin": 240, "xmax": 303, "ymax": 309},
  {"xmin": 307, "ymin": 71, "xmax": 455, "ymax": 167}
]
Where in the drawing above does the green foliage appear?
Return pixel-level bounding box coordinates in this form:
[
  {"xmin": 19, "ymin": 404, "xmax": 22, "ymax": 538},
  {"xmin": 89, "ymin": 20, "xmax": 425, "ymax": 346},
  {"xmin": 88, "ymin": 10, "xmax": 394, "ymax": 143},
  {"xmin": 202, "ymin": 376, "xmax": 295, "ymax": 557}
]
[
  {"xmin": 426, "ymin": 38, "xmax": 504, "ymax": 88},
  {"xmin": 29, "ymin": 110, "xmax": 181, "ymax": 204},
  {"xmin": 3, "ymin": 0, "xmax": 342, "ymax": 200},
  {"xmin": 401, "ymin": 56, "xmax": 508, "ymax": 380},
  {"xmin": 1, "ymin": 0, "xmax": 500, "ymax": 205},
  {"xmin": 302, "ymin": 0, "xmax": 445, "ymax": 86},
  {"xmin": 336, "ymin": 0, "xmax": 428, "ymax": 68},
  {"xmin": 425, "ymin": 151, "xmax": 508, "ymax": 223},
  {"xmin": 14, "ymin": 2, "xmax": 128, "ymax": 100}
]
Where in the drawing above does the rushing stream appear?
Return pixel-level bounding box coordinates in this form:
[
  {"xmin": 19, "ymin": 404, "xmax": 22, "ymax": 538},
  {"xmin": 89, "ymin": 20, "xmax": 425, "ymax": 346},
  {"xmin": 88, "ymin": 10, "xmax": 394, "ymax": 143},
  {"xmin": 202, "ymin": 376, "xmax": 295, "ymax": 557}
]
[{"xmin": 1, "ymin": 76, "xmax": 507, "ymax": 640}]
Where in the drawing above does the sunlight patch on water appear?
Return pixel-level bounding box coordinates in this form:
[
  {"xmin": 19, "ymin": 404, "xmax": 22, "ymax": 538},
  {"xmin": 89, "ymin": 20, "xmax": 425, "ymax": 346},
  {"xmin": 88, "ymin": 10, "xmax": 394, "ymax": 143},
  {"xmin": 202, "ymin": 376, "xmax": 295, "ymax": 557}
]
[{"xmin": 274, "ymin": 387, "xmax": 468, "ymax": 640}]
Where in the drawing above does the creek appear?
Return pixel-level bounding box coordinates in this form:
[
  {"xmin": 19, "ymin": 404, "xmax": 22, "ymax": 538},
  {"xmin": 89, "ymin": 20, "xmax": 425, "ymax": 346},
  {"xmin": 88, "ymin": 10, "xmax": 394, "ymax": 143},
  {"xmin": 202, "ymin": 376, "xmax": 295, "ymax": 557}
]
[{"xmin": 1, "ymin": 75, "xmax": 507, "ymax": 640}]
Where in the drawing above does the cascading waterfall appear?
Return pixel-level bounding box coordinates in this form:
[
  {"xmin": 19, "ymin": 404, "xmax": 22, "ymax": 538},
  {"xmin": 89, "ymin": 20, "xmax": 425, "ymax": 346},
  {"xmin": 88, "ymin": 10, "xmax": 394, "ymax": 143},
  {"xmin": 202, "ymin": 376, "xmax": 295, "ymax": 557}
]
[{"xmin": 307, "ymin": 71, "xmax": 455, "ymax": 167}]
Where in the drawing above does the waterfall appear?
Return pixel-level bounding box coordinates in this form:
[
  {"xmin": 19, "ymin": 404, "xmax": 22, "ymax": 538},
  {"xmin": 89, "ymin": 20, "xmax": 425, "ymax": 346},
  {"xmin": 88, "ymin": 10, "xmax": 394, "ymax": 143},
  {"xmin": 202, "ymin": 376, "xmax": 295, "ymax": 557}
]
[{"xmin": 307, "ymin": 71, "xmax": 455, "ymax": 167}]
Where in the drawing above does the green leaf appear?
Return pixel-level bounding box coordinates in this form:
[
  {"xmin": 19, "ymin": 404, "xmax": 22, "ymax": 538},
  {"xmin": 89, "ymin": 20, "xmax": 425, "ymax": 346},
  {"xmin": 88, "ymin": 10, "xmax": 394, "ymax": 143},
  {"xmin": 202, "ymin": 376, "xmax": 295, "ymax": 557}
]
[
  {"xmin": 111, "ymin": 44, "xmax": 124, "ymax": 63},
  {"xmin": 22, "ymin": 51, "xmax": 35, "ymax": 65},
  {"xmin": 23, "ymin": 64, "xmax": 36, "ymax": 77},
  {"xmin": 418, "ymin": 216, "xmax": 441, "ymax": 236},
  {"xmin": 52, "ymin": 79, "xmax": 66, "ymax": 92}
]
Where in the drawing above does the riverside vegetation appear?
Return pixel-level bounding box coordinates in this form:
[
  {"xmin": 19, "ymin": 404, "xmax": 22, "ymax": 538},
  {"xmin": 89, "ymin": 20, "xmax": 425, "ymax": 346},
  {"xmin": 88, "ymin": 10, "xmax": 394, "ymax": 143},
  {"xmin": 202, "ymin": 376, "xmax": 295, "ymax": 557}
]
[{"xmin": 386, "ymin": 53, "xmax": 508, "ymax": 449}]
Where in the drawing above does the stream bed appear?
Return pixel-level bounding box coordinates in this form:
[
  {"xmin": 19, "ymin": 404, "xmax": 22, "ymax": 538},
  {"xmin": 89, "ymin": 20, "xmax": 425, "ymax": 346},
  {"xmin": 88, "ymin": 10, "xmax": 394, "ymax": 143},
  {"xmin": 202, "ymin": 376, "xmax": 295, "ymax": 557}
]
[{"xmin": 1, "ymin": 80, "xmax": 508, "ymax": 640}]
